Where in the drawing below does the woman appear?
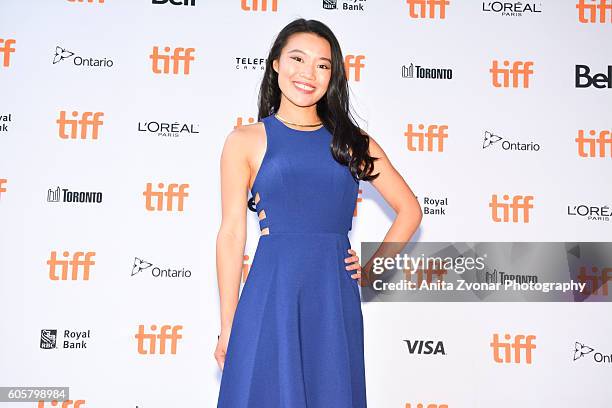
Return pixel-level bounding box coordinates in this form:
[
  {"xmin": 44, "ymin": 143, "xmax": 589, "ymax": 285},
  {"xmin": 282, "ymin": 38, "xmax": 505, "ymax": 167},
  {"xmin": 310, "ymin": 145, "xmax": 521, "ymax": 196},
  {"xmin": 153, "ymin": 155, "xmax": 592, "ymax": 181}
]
[{"xmin": 215, "ymin": 18, "xmax": 422, "ymax": 407}]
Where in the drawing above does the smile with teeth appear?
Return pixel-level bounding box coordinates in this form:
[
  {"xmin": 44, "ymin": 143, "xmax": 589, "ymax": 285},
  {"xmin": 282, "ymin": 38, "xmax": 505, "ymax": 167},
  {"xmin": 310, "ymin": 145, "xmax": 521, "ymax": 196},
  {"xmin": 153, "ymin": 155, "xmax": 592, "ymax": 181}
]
[{"xmin": 294, "ymin": 82, "xmax": 315, "ymax": 92}]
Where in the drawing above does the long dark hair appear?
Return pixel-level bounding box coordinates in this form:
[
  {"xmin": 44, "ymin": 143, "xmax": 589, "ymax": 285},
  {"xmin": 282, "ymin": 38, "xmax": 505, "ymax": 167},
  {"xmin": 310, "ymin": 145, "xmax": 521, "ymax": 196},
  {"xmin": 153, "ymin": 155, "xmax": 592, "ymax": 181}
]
[{"xmin": 257, "ymin": 18, "xmax": 379, "ymax": 182}]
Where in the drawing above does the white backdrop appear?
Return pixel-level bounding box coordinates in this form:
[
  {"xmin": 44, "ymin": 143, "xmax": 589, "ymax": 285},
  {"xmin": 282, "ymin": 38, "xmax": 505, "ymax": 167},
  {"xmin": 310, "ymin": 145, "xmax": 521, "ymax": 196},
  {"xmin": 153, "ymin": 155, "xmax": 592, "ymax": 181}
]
[{"xmin": 1, "ymin": 1, "xmax": 611, "ymax": 407}]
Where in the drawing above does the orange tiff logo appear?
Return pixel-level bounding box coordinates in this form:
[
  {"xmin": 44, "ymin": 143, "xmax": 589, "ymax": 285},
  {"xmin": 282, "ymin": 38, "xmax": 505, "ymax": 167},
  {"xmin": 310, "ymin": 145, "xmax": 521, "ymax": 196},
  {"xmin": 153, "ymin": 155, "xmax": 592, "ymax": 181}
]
[
  {"xmin": 490, "ymin": 333, "xmax": 536, "ymax": 364},
  {"xmin": 240, "ymin": 0, "xmax": 277, "ymax": 11},
  {"xmin": 0, "ymin": 178, "xmax": 6, "ymax": 198},
  {"xmin": 406, "ymin": 404, "xmax": 448, "ymax": 408},
  {"xmin": 578, "ymin": 266, "xmax": 611, "ymax": 296},
  {"xmin": 47, "ymin": 251, "xmax": 96, "ymax": 280},
  {"xmin": 0, "ymin": 38, "xmax": 16, "ymax": 67},
  {"xmin": 576, "ymin": 0, "xmax": 612, "ymax": 23},
  {"xmin": 489, "ymin": 194, "xmax": 534, "ymax": 223},
  {"xmin": 490, "ymin": 60, "xmax": 534, "ymax": 88},
  {"xmin": 150, "ymin": 46, "xmax": 195, "ymax": 75},
  {"xmin": 575, "ymin": 129, "xmax": 612, "ymax": 158},
  {"xmin": 37, "ymin": 400, "xmax": 86, "ymax": 407},
  {"xmin": 57, "ymin": 111, "xmax": 104, "ymax": 140},
  {"xmin": 406, "ymin": 0, "xmax": 450, "ymax": 18},
  {"xmin": 135, "ymin": 324, "xmax": 183, "ymax": 354},
  {"xmin": 344, "ymin": 55, "xmax": 365, "ymax": 81},
  {"xmin": 143, "ymin": 182, "xmax": 189, "ymax": 211},
  {"xmin": 404, "ymin": 124, "xmax": 448, "ymax": 152}
]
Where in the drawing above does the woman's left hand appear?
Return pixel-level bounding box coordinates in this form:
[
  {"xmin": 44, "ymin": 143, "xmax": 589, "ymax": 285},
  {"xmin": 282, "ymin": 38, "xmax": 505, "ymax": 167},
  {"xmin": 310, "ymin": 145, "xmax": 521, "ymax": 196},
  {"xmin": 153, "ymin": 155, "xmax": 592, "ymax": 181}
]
[{"xmin": 344, "ymin": 249, "xmax": 362, "ymax": 281}]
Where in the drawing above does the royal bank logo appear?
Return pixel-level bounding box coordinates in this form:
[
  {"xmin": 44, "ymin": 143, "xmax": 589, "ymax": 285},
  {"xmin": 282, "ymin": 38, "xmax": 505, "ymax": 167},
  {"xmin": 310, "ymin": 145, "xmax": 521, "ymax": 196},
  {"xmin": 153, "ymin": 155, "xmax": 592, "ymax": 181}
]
[
  {"xmin": 482, "ymin": 130, "xmax": 541, "ymax": 151},
  {"xmin": 322, "ymin": 0, "xmax": 367, "ymax": 12},
  {"xmin": 40, "ymin": 329, "xmax": 58, "ymax": 349}
]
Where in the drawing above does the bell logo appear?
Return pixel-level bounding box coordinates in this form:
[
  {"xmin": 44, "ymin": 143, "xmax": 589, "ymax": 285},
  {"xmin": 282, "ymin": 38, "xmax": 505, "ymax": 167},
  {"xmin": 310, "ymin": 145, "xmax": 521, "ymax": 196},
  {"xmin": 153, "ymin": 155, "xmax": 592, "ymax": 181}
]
[
  {"xmin": 37, "ymin": 400, "xmax": 86, "ymax": 407},
  {"xmin": 240, "ymin": 0, "xmax": 278, "ymax": 11},
  {"xmin": 47, "ymin": 251, "xmax": 96, "ymax": 281},
  {"xmin": 344, "ymin": 55, "xmax": 365, "ymax": 81},
  {"xmin": 490, "ymin": 60, "xmax": 534, "ymax": 88},
  {"xmin": 489, "ymin": 194, "xmax": 534, "ymax": 223},
  {"xmin": 576, "ymin": 129, "xmax": 612, "ymax": 157},
  {"xmin": 135, "ymin": 324, "xmax": 183, "ymax": 354},
  {"xmin": 404, "ymin": 124, "xmax": 448, "ymax": 152},
  {"xmin": 406, "ymin": 0, "xmax": 450, "ymax": 19},
  {"xmin": 0, "ymin": 38, "xmax": 16, "ymax": 67},
  {"xmin": 490, "ymin": 333, "xmax": 536, "ymax": 364},
  {"xmin": 143, "ymin": 182, "xmax": 189, "ymax": 212},
  {"xmin": 576, "ymin": 0, "xmax": 612, "ymax": 23},
  {"xmin": 0, "ymin": 178, "xmax": 6, "ymax": 199},
  {"xmin": 57, "ymin": 111, "xmax": 104, "ymax": 140},
  {"xmin": 150, "ymin": 46, "xmax": 195, "ymax": 75}
]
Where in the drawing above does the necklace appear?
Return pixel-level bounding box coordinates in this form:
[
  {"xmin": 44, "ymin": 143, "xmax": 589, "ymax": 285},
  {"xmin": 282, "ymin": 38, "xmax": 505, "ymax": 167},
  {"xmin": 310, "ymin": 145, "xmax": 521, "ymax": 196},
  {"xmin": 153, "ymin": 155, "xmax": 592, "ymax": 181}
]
[{"xmin": 275, "ymin": 113, "xmax": 323, "ymax": 128}]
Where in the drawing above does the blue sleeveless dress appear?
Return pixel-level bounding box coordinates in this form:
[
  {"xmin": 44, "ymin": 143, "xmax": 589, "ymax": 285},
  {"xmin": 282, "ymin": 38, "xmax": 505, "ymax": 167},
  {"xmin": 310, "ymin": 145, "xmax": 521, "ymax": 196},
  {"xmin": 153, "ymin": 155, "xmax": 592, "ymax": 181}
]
[{"xmin": 217, "ymin": 113, "xmax": 367, "ymax": 407}]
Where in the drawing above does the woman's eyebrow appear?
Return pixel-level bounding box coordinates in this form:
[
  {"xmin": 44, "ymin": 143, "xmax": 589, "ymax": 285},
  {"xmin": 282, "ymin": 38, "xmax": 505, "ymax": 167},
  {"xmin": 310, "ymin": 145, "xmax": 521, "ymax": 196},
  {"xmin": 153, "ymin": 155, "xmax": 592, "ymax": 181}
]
[{"xmin": 287, "ymin": 49, "xmax": 332, "ymax": 64}]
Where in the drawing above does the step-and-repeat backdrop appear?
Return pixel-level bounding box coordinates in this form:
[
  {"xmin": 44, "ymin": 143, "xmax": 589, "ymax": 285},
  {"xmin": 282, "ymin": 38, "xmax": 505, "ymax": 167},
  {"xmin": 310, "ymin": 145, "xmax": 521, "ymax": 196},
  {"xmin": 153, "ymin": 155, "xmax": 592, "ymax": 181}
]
[{"xmin": 1, "ymin": 1, "xmax": 610, "ymax": 407}]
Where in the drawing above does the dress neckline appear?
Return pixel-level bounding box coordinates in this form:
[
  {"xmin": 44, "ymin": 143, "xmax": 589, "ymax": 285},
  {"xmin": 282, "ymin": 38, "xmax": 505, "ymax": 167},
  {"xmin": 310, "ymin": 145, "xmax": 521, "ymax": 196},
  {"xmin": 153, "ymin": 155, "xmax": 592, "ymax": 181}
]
[{"xmin": 271, "ymin": 114, "xmax": 326, "ymax": 134}]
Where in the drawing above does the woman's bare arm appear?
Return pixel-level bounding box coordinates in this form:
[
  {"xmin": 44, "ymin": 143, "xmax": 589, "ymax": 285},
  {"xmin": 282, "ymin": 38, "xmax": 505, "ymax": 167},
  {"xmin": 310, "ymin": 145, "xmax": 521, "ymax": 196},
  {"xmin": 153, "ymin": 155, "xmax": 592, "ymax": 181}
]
[{"xmin": 216, "ymin": 127, "xmax": 251, "ymax": 334}]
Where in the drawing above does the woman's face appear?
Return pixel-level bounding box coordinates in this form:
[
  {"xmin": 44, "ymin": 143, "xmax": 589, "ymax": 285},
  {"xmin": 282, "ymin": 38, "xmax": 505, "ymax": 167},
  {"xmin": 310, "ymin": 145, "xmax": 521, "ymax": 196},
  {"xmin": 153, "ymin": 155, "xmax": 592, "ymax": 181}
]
[{"xmin": 273, "ymin": 32, "xmax": 332, "ymax": 108}]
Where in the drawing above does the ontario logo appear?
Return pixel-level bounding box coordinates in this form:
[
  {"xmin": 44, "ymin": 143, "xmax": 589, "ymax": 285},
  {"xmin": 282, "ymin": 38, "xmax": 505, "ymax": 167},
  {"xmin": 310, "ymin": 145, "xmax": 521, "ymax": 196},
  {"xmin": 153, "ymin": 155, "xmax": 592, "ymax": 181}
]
[
  {"xmin": 52, "ymin": 45, "xmax": 114, "ymax": 68},
  {"xmin": 482, "ymin": 130, "xmax": 541, "ymax": 151},
  {"xmin": 131, "ymin": 257, "xmax": 192, "ymax": 278},
  {"xmin": 573, "ymin": 341, "xmax": 612, "ymax": 364}
]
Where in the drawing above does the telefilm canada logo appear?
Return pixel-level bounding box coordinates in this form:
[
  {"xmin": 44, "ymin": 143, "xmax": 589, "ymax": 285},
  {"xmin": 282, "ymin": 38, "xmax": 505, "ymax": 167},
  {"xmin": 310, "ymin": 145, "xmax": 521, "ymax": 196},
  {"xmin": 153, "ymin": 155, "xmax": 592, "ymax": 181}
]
[
  {"xmin": 573, "ymin": 341, "xmax": 612, "ymax": 364},
  {"xmin": 402, "ymin": 62, "xmax": 453, "ymax": 80},
  {"xmin": 481, "ymin": 2, "xmax": 542, "ymax": 17},
  {"xmin": 47, "ymin": 186, "xmax": 103, "ymax": 204},
  {"xmin": 131, "ymin": 257, "xmax": 192, "ymax": 278},
  {"xmin": 40, "ymin": 329, "xmax": 91, "ymax": 350},
  {"xmin": 482, "ymin": 130, "xmax": 541, "ymax": 152},
  {"xmin": 52, "ymin": 45, "xmax": 114, "ymax": 68},
  {"xmin": 137, "ymin": 120, "xmax": 199, "ymax": 138},
  {"xmin": 235, "ymin": 56, "xmax": 266, "ymax": 71},
  {"xmin": 322, "ymin": 0, "xmax": 367, "ymax": 12}
]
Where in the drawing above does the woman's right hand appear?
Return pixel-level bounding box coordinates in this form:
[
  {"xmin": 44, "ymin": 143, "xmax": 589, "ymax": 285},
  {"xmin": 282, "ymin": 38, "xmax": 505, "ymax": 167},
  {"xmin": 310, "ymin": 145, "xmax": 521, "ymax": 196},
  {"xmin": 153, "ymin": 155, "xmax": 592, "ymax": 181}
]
[{"xmin": 214, "ymin": 330, "xmax": 231, "ymax": 370}]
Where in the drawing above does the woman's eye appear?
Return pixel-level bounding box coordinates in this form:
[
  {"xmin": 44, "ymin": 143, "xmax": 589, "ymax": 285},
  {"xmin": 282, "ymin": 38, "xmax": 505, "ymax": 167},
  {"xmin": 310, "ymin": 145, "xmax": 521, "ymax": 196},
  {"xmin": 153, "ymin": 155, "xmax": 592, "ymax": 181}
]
[{"xmin": 290, "ymin": 56, "xmax": 302, "ymax": 62}]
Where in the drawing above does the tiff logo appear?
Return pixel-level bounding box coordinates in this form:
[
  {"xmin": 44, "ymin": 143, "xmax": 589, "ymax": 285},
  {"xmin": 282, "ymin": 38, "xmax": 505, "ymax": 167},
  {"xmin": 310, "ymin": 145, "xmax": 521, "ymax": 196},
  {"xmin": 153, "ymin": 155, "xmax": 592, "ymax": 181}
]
[
  {"xmin": 0, "ymin": 38, "xmax": 16, "ymax": 67},
  {"xmin": 576, "ymin": 129, "xmax": 612, "ymax": 158},
  {"xmin": 0, "ymin": 178, "xmax": 6, "ymax": 199},
  {"xmin": 150, "ymin": 46, "xmax": 195, "ymax": 75},
  {"xmin": 143, "ymin": 182, "xmax": 189, "ymax": 211},
  {"xmin": 578, "ymin": 266, "xmax": 611, "ymax": 296},
  {"xmin": 489, "ymin": 194, "xmax": 534, "ymax": 223},
  {"xmin": 37, "ymin": 400, "xmax": 86, "ymax": 407},
  {"xmin": 576, "ymin": 0, "xmax": 612, "ymax": 23},
  {"xmin": 490, "ymin": 60, "xmax": 534, "ymax": 88},
  {"xmin": 490, "ymin": 333, "xmax": 536, "ymax": 364},
  {"xmin": 135, "ymin": 324, "xmax": 183, "ymax": 354},
  {"xmin": 344, "ymin": 55, "xmax": 365, "ymax": 81},
  {"xmin": 404, "ymin": 124, "xmax": 449, "ymax": 152},
  {"xmin": 47, "ymin": 251, "xmax": 96, "ymax": 280},
  {"xmin": 406, "ymin": 404, "xmax": 448, "ymax": 408},
  {"xmin": 57, "ymin": 111, "xmax": 104, "ymax": 140},
  {"xmin": 406, "ymin": 0, "xmax": 450, "ymax": 19},
  {"xmin": 240, "ymin": 0, "xmax": 278, "ymax": 11}
]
